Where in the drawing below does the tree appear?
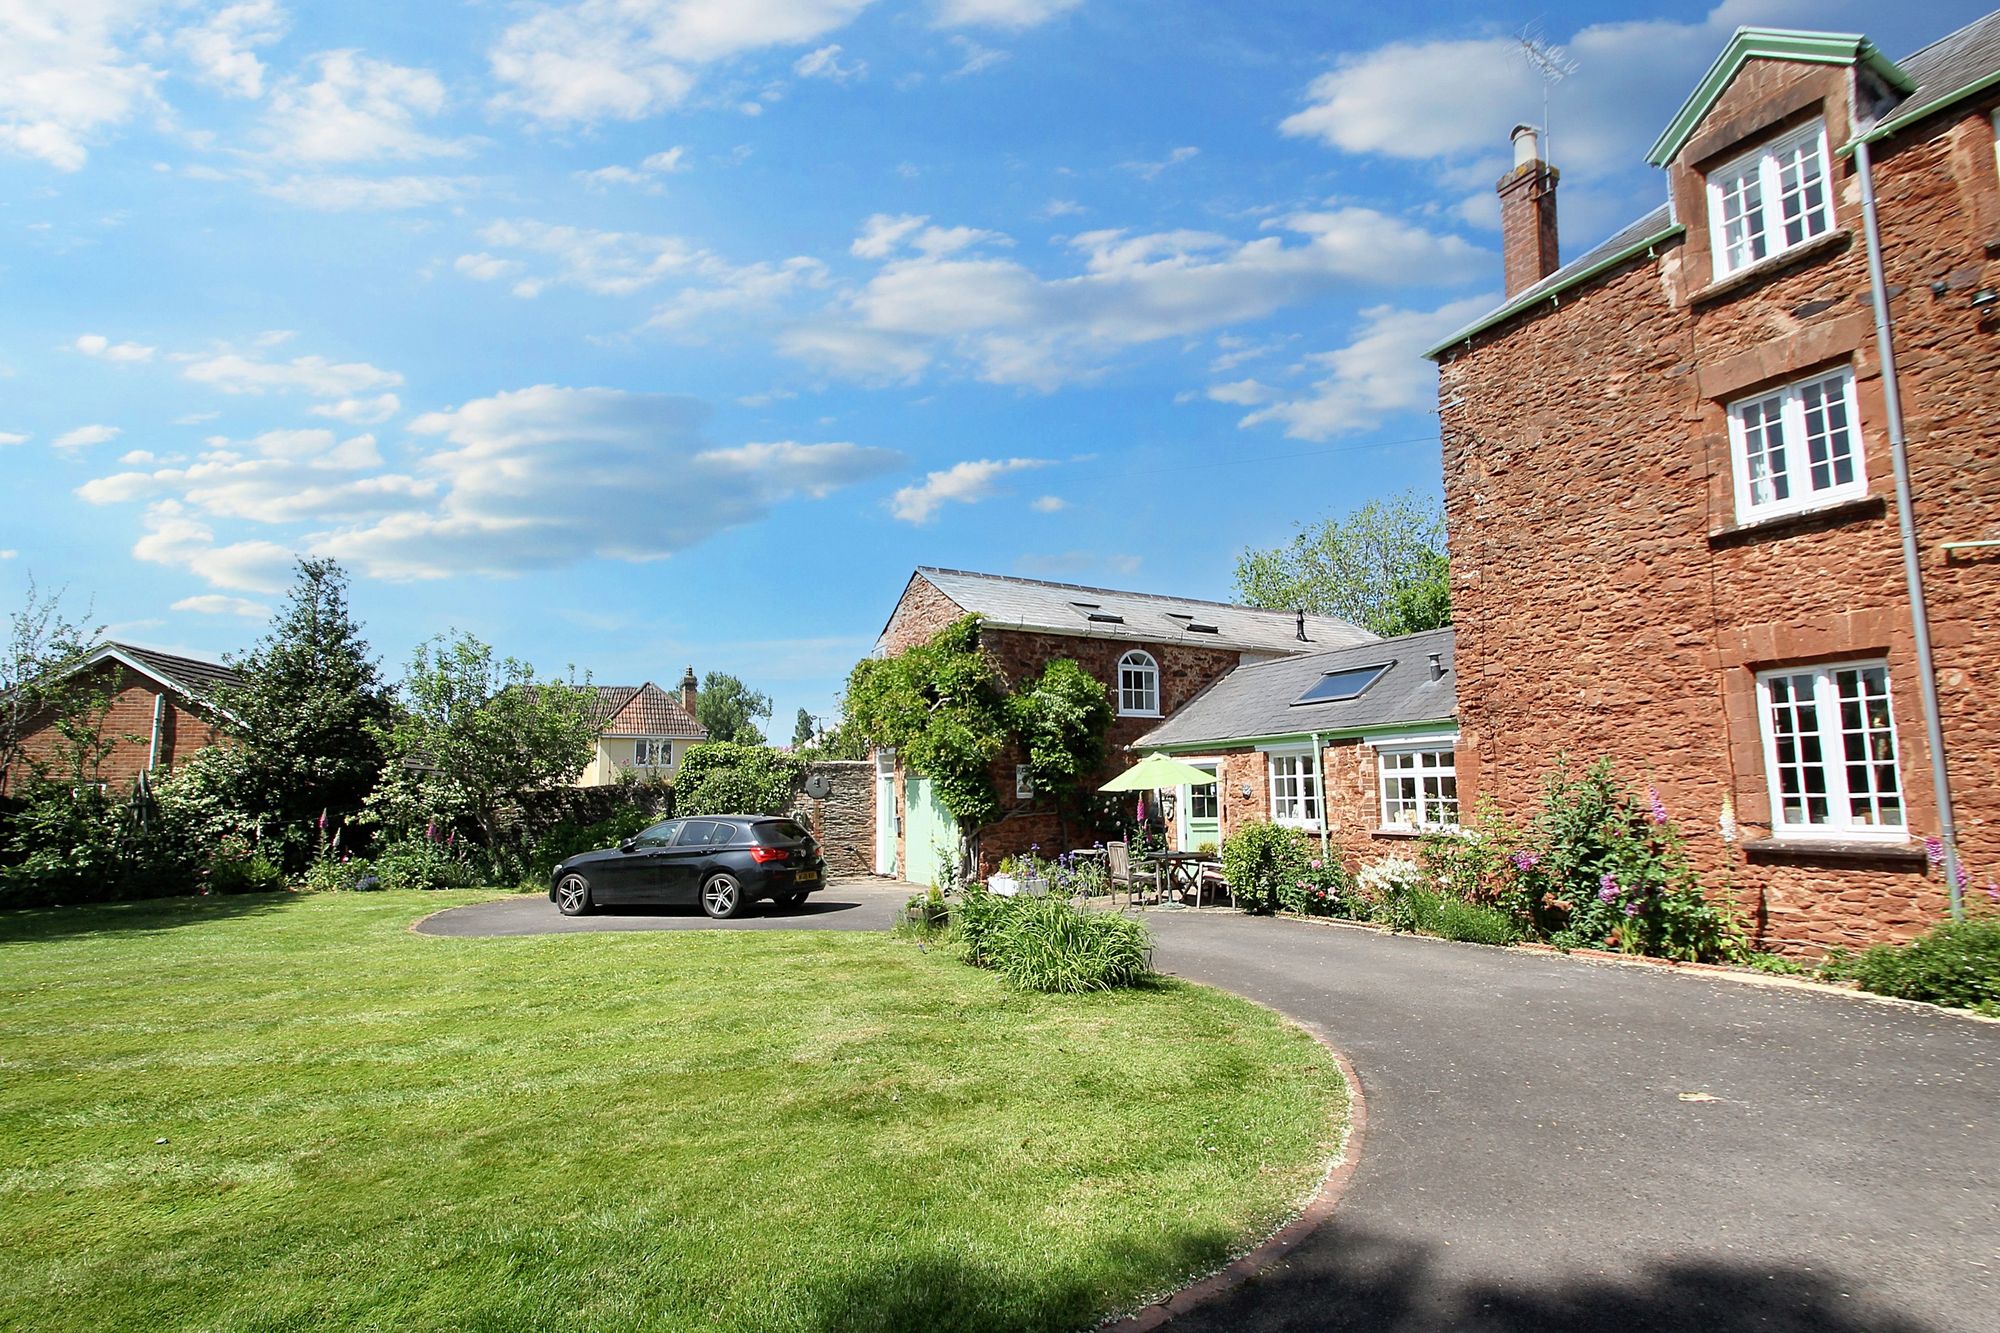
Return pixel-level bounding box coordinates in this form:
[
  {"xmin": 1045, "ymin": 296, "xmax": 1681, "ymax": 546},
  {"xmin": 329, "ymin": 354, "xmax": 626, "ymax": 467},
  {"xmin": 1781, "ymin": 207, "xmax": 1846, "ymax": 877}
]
[
  {"xmin": 696, "ymin": 671, "xmax": 772, "ymax": 745},
  {"xmin": 1233, "ymin": 489, "xmax": 1452, "ymax": 637},
  {"xmin": 1, "ymin": 577, "xmax": 99, "ymax": 794},
  {"xmin": 368, "ymin": 632, "xmax": 598, "ymax": 863},
  {"xmin": 214, "ymin": 558, "xmax": 391, "ymax": 863},
  {"xmin": 791, "ymin": 708, "xmax": 816, "ymax": 750}
]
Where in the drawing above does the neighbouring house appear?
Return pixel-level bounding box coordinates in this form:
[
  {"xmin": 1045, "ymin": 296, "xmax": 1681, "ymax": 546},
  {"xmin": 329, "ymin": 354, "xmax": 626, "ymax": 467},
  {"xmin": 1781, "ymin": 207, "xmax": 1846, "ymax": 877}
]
[
  {"xmin": 1425, "ymin": 16, "xmax": 2000, "ymax": 952},
  {"xmin": 871, "ymin": 566, "xmax": 1375, "ymax": 884},
  {"xmin": 1134, "ymin": 628, "xmax": 1457, "ymax": 863},
  {"xmin": 1, "ymin": 642, "xmax": 242, "ymax": 798},
  {"xmin": 574, "ymin": 668, "xmax": 708, "ymax": 786}
]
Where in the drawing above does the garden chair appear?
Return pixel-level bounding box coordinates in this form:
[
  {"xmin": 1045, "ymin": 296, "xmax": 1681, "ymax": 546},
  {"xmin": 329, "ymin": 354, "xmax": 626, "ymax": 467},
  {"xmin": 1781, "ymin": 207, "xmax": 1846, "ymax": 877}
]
[{"xmin": 1104, "ymin": 841, "xmax": 1158, "ymax": 907}]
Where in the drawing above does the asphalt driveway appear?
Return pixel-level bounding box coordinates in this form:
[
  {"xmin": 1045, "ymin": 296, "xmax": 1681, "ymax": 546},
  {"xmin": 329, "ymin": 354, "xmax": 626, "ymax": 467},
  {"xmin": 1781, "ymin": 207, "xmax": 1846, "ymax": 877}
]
[{"xmin": 417, "ymin": 891, "xmax": 1999, "ymax": 1333}]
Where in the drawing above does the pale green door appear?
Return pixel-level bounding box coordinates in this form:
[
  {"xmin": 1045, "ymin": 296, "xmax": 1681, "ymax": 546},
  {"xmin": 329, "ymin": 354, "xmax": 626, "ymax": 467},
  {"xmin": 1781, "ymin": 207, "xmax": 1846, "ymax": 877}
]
[
  {"xmin": 902, "ymin": 776, "xmax": 959, "ymax": 887},
  {"xmin": 1179, "ymin": 762, "xmax": 1220, "ymax": 852}
]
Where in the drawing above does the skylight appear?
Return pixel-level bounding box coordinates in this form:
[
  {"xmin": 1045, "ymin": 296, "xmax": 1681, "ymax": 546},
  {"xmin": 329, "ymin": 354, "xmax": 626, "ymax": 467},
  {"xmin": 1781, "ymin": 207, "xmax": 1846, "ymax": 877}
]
[{"xmin": 1292, "ymin": 662, "xmax": 1392, "ymax": 706}]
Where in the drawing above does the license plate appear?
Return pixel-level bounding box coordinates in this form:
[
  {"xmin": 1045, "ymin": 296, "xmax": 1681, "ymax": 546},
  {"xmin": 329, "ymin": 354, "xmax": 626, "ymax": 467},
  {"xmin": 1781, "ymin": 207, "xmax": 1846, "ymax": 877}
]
[{"xmin": 795, "ymin": 869, "xmax": 819, "ymax": 883}]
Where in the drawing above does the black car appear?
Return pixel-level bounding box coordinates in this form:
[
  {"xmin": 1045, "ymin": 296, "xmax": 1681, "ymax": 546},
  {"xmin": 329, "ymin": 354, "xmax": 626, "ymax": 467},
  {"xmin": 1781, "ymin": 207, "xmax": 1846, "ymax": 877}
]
[{"xmin": 550, "ymin": 815, "xmax": 825, "ymax": 919}]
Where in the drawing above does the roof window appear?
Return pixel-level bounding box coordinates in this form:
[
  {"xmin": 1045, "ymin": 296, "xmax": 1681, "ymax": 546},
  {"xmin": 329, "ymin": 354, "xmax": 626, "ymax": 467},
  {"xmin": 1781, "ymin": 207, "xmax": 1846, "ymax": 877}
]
[{"xmin": 1292, "ymin": 662, "xmax": 1392, "ymax": 707}]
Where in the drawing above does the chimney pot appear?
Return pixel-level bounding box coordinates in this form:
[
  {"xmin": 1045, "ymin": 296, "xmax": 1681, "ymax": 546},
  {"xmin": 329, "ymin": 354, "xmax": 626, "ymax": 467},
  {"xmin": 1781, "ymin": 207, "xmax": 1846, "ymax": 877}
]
[
  {"xmin": 1498, "ymin": 125, "xmax": 1560, "ymax": 298},
  {"xmin": 680, "ymin": 665, "xmax": 698, "ymax": 716},
  {"xmin": 1428, "ymin": 652, "xmax": 1445, "ymax": 682},
  {"xmin": 1295, "ymin": 610, "xmax": 1308, "ymax": 642}
]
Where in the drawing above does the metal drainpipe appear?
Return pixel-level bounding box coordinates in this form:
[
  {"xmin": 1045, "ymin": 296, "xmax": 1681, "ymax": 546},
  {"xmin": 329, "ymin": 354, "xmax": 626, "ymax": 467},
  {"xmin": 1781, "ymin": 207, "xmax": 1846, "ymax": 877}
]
[
  {"xmin": 146, "ymin": 693, "xmax": 165, "ymax": 772},
  {"xmin": 1854, "ymin": 136, "xmax": 1963, "ymax": 919},
  {"xmin": 1313, "ymin": 732, "xmax": 1330, "ymax": 860}
]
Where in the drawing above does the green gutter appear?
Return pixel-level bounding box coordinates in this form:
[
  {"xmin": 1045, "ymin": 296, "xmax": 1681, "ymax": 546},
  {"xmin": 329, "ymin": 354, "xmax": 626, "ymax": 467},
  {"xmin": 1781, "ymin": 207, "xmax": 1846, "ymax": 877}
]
[
  {"xmin": 1647, "ymin": 28, "xmax": 1913, "ymax": 167},
  {"xmin": 1422, "ymin": 222, "xmax": 1684, "ymax": 360},
  {"xmin": 1144, "ymin": 718, "xmax": 1458, "ymax": 753},
  {"xmin": 1841, "ymin": 68, "xmax": 2000, "ymax": 155}
]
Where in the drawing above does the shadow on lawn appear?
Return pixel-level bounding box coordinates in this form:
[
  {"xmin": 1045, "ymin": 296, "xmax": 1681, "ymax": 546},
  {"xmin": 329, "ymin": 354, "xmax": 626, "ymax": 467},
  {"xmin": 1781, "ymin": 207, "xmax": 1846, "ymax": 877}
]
[
  {"xmin": 1150, "ymin": 1219, "xmax": 1940, "ymax": 1333},
  {"xmin": 0, "ymin": 889, "xmax": 305, "ymax": 945}
]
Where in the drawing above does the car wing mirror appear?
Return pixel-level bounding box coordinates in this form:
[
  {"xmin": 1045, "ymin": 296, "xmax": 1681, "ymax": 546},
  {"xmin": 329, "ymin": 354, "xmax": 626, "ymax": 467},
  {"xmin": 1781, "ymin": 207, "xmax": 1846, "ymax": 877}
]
[{"xmin": 620, "ymin": 838, "xmax": 638, "ymax": 852}]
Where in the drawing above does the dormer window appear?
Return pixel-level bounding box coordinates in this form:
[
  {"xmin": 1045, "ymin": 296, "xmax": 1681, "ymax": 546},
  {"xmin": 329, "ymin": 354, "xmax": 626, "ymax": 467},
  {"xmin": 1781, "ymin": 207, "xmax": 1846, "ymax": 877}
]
[
  {"xmin": 1117, "ymin": 650, "xmax": 1160, "ymax": 717},
  {"xmin": 1707, "ymin": 121, "xmax": 1833, "ymax": 277}
]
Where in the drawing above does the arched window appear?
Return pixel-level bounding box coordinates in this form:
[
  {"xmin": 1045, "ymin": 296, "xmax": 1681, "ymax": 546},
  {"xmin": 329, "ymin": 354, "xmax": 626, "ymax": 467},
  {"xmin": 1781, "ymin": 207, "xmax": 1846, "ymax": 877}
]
[{"xmin": 1118, "ymin": 650, "xmax": 1160, "ymax": 716}]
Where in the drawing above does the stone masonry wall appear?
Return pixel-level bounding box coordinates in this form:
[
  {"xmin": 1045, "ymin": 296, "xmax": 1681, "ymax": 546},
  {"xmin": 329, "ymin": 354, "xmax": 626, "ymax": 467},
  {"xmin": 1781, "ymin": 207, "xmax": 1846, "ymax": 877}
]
[
  {"xmin": 788, "ymin": 760, "xmax": 874, "ymax": 878},
  {"xmin": 1435, "ymin": 67, "xmax": 1999, "ymax": 953}
]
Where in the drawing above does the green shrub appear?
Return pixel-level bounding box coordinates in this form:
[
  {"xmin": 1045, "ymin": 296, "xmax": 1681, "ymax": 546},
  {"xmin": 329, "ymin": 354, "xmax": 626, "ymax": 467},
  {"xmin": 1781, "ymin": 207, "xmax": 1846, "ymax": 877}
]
[
  {"xmin": 675, "ymin": 742, "xmax": 805, "ymax": 817},
  {"xmin": 1220, "ymin": 821, "xmax": 1313, "ymax": 915},
  {"xmin": 1425, "ymin": 894, "xmax": 1523, "ymax": 945},
  {"xmin": 373, "ymin": 837, "xmax": 482, "ymax": 891},
  {"xmin": 1748, "ymin": 951, "xmax": 1806, "ymax": 976},
  {"xmin": 1279, "ymin": 853, "xmax": 1355, "ymax": 916},
  {"xmin": 942, "ymin": 889, "xmax": 1153, "ymax": 992},
  {"xmin": 297, "ymin": 856, "xmax": 375, "ymax": 893},
  {"xmin": 207, "ymin": 851, "xmax": 287, "ymax": 895},
  {"xmin": 525, "ymin": 806, "xmax": 658, "ymax": 882},
  {"xmin": 1843, "ymin": 919, "xmax": 2000, "ymax": 1014},
  {"xmin": 948, "ymin": 885, "xmax": 1014, "ymax": 968},
  {"xmin": 1355, "ymin": 855, "xmax": 1429, "ymax": 930}
]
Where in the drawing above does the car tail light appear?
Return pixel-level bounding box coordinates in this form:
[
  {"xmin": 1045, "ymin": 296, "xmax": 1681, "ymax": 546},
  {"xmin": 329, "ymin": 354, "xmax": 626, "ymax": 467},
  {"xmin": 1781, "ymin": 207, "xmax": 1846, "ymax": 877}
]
[{"xmin": 749, "ymin": 846, "xmax": 791, "ymax": 864}]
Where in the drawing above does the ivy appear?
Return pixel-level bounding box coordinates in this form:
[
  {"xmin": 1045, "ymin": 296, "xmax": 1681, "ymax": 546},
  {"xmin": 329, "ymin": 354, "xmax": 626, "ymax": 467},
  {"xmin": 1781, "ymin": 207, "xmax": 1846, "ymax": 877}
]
[{"xmin": 1008, "ymin": 658, "xmax": 1114, "ymax": 811}]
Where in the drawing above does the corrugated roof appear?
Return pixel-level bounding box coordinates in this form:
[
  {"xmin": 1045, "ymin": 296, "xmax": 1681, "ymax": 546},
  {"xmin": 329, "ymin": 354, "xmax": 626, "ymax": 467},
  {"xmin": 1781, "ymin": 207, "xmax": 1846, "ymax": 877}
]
[
  {"xmin": 1136, "ymin": 626, "xmax": 1456, "ymax": 748},
  {"xmin": 591, "ymin": 682, "xmax": 708, "ymax": 740},
  {"xmin": 904, "ymin": 567, "xmax": 1377, "ymax": 656}
]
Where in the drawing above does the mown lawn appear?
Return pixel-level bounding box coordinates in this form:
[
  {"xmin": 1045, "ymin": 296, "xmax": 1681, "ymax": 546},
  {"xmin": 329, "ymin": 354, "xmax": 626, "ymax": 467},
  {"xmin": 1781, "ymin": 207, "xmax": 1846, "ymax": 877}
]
[{"xmin": 0, "ymin": 891, "xmax": 1346, "ymax": 1332}]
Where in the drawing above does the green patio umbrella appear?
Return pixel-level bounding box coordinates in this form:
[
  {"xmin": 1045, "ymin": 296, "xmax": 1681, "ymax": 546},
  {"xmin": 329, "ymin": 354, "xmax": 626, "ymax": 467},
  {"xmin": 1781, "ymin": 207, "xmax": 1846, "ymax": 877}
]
[{"xmin": 1100, "ymin": 752, "xmax": 1220, "ymax": 792}]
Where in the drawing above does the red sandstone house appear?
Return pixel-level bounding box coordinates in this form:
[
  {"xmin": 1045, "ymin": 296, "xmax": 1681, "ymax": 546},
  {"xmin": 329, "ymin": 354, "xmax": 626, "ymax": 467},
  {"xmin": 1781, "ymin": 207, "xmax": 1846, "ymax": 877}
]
[
  {"xmin": 1425, "ymin": 17, "xmax": 2000, "ymax": 952},
  {"xmin": 573, "ymin": 670, "xmax": 709, "ymax": 787},
  {"xmin": 1134, "ymin": 628, "xmax": 1457, "ymax": 863},
  {"xmin": 870, "ymin": 567, "xmax": 1374, "ymax": 885},
  {"xmin": 1, "ymin": 642, "xmax": 242, "ymax": 798}
]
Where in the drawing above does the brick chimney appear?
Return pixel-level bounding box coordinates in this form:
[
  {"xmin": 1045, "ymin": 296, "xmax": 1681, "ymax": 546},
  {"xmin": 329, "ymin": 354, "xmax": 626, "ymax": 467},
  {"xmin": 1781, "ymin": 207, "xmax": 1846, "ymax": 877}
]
[
  {"xmin": 1498, "ymin": 123, "xmax": 1560, "ymax": 297},
  {"xmin": 679, "ymin": 665, "xmax": 698, "ymax": 716}
]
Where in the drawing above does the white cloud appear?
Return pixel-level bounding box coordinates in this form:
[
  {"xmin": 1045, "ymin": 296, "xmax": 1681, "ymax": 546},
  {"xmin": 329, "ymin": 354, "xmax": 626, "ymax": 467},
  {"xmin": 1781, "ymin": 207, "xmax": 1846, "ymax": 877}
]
[
  {"xmin": 1030, "ymin": 494, "xmax": 1066, "ymax": 512},
  {"xmin": 794, "ymin": 44, "xmax": 864, "ymax": 81},
  {"xmin": 644, "ymin": 256, "xmax": 829, "ymax": 333},
  {"xmin": 0, "ymin": 431, "xmax": 31, "ymax": 446},
  {"xmin": 791, "ymin": 206, "xmax": 1486, "ymax": 388},
  {"xmin": 258, "ymin": 173, "xmax": 469, "ymax": 210},
  {"xmin": 120, "ymin": 449, "xmax": 157, "ymax": 464},
  {"xmin": 77, "ymin": 428, "xmax": 421, "ymax": 525},
  {"xmin": 576, "ymin": 145, "xmax": 689, "ymax": 192},
  {"xmin": 947, "ymin": 36, "xmax": 1007, "ymax": 77},
  {"xmin": 889, "ymin": 456, "xmax": 1048, "ymax": 524},
  {"xmin": 1205, "ymin": 378, "xmax": 1273, "ymax": 406},
  {"xmin": 1124, "ymin": 145, "xmax": 1197, "ymax": 181},
  {"xmin": 132, "ymin": 501, "xmax": 297, "ymax": 592},
  {"xmin": 181, "ymin": 350, "xmax": 402, "ymax": 396},
  {"xmin": 54, "ymin": 423, "xmax": 122, "ymax": 450},
  {"xmin": 175, "ymin": 0, "xmax": 287, "ymax": 99},
  {"xmin": 467, "ymin": 219, "xmax": 704, "ymax": 297},
  {"xmin": 0, "ymin": 550, "xmax": 15, "ymax": 560},
  {"xmin": 455, "ymin": 252, "xmax": 524, "ymax": 282},
  {"xmin": 311, "ymin": 385, "xmax": 902, "ymax": 578},
  {"xmin": 489, "ymin": 0, "xmax": 876, "ymax": 125},
  {"xmin": 310, "ymin": 393, "xmax": 400, "ymax": 425},
  {"xmin": 1040, "ymin": 198, "xmax": 1084, "ymax": 219},
  {"xmin": 0, "ymin": 1, "xmax": 162, "ymax": 171},
  {"xmin": 172, "ymin": 593, "xmax": 272, "ymax": 618},
  {"xmin": 259, "ymin": 49, "xmax": 465, "ymax": 164},
  {"xmin": 174, "ymin": 411, "xmax": 220, "ymax": 425},
  {"xmin": 74, "ymin": 332, "xmax": 156, "ymax": 362},
  {"xmin": 1236, "ymin": 295, "xmax": 1494, "ymax": 441},
  {"xmin": 1279, "ymin": 3, "xmax": 1856, "ymax": 182},
  {"xmin": 933, "ymin": 0, "xmax": 1079, "ymax": 30}
]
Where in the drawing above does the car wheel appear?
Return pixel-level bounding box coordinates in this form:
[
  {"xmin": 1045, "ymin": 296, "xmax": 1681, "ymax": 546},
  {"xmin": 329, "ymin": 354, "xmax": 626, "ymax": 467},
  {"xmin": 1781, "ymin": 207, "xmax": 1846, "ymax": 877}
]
[
  {"xmin": 555, "ymin": 873, "xmax": 593, "ymax": 917},
  {"xmin": 701, "ymin": 872, "xmax": 747, "ymax": 920},
  {"xmin": 777, "ymin": 890, "xmax": 808, "ymax": 909}
]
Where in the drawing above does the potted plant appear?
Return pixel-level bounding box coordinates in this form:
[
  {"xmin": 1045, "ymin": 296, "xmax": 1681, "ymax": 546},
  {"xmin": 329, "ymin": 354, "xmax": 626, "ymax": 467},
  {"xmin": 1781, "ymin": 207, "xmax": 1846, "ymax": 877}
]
[{"xmin": 988, "ymin": 850, "xmax": 1049, "ymax": 898}]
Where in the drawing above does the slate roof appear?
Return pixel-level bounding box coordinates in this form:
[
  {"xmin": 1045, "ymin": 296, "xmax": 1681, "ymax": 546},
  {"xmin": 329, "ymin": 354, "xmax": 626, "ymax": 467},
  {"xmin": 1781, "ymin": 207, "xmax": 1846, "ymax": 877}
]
[
  {"xmin": 1136, "ymin": 626, "xmax": 1456, "ymax": 749},
  {"xmin": 91, "ymin": 642, "xmax": 244, "ymax": 706},
  {"xmin": 1428, "ymin": 12, "xmax": 2000, "ymax": 359},
  {"xmin": 899, "ymin": 567, "xmax": 1377, "ymax": 657},
  {"xmin": 589, "ymin": 682, "xmax": 707, "ymax": 740}
]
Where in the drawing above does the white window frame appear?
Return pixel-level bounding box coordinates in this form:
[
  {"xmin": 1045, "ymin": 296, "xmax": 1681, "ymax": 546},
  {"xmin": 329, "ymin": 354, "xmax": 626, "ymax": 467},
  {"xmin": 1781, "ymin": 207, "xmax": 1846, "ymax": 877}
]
[
  {"xmin": 1727, "ymin": 367, "xmax": 1865, "ymax": 522},
  {"xmin": 1117, "ymin": 650, "xmax": 1160, "ymax": 717},
  {"xmin": 1375, "ymin": 741, "xmax": 1460, "ymax": 832},
  {"xmin": 1262, "ymin": 745, "xmax": 1322, "ymax": 831},
  {"xmin": 1706, "ymin": 120, "xmax": 1835, "ymax": 278},
  {"xmin": 1755, "ymin": 660, "xmax": 1906, "ymax": 841},
  {"xmin": 632, "ymin": 738, "xmax": 673, "ymax": 769}
]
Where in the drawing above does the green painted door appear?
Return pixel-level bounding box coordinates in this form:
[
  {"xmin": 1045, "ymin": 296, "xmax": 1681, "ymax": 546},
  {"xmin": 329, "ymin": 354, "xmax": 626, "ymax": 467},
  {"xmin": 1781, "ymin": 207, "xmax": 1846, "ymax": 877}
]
[
  {"xmin": 902, "ymin": 776, "xmax": 959, "ymax": 887},
  {"xmin": 1180, "ymin": 762, "xmax": 1220, "ymax": 852}
]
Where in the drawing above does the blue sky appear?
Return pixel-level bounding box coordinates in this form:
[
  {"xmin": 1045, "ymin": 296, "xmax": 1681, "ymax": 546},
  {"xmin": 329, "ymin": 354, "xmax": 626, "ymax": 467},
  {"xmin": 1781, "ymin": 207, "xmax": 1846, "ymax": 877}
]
[{"xmin": 2, "ymin": 0, "xmax": 1985, "ymax": 731}]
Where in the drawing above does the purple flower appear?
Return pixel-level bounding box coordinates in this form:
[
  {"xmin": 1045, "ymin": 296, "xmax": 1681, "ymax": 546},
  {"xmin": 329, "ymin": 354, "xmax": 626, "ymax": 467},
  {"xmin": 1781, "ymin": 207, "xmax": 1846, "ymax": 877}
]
[
  {"xmin": 1955, "ymin": 861, "xmax": 1971, "ymax": 891},
  {"xmin": 1598, "ymin": 885, "xmax": 1619, "ymax": 904},
  {"xmin": 1623, "ymin": 902, "xmax": 1641, "ymax": 918},
  {"xmin": 1511, "ymin": 850, "xmax": 1538, "ymax": 872},
  {"xmin": 1925, "ymin": 837, "xmax": 1945, "ymax": 868},
  {"xmin": 1647, "ymin": 788, "xmax": 1668, "ymax": 825},
  {"xmin": 426, "ymin": 822, "xmax": 439, "ymax": 842},
  {"xmin": 1986, "ymin": 884, "xmax": 2000, "ymax": 903},
  {"xmin": 1599, "ymin": 872, "xmax": 1618, "ymax": 893}
]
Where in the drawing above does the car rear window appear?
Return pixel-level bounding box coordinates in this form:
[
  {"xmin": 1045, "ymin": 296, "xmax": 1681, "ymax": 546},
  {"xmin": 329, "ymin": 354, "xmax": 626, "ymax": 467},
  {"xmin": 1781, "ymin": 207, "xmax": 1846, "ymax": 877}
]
[
  {"xmin": 678, "ymin": 820, "xmax": 735, "ymax": 847},
  {"xmin": 755, "ymin": 820, "xmax": 810, "ymax": 844}
]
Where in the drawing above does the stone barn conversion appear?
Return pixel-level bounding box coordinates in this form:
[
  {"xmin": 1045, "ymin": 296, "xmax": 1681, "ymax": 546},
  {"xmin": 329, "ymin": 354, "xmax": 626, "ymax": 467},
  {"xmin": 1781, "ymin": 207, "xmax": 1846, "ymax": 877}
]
[{"xmin": 1426, "ymin": 16, "xmax": 2000, "ymax": 952}]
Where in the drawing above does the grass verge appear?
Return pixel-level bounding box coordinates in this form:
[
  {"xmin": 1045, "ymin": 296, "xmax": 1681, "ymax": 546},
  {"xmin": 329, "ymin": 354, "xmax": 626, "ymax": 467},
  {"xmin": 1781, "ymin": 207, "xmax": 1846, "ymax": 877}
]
[{"xmin": 1, "ymin": 891, "xmax": 1345, "ymax": 1332}]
